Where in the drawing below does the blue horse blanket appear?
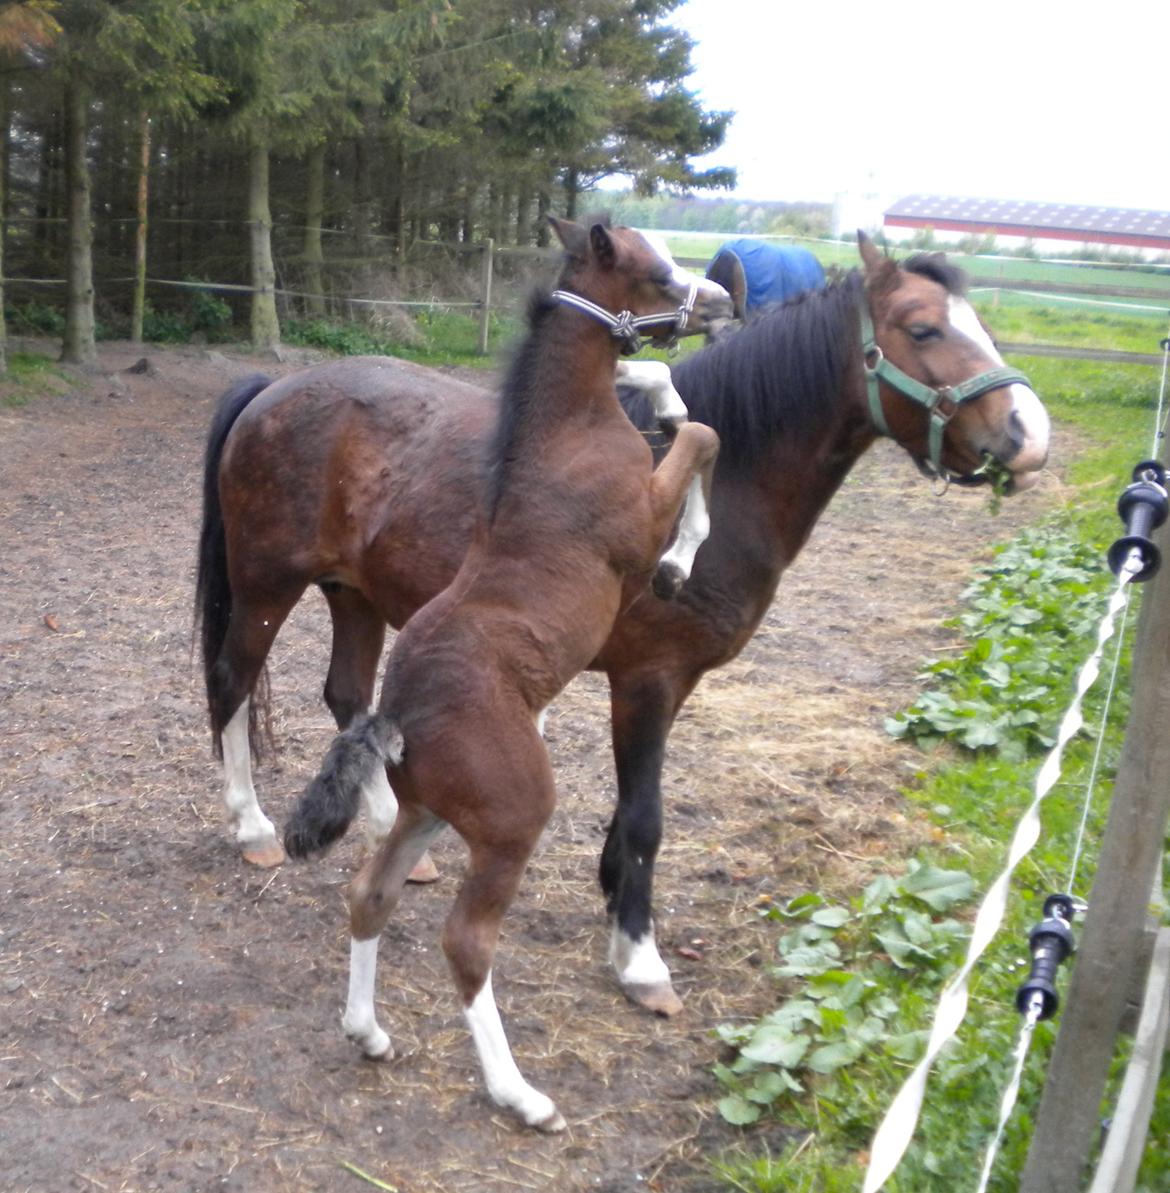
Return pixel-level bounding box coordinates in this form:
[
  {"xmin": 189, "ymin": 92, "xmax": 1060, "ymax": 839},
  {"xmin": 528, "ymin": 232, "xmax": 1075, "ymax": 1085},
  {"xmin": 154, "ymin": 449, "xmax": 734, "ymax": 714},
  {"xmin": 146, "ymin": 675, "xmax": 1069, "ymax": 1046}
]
[{"xmin": 718, "ymin": 238, "xmax": 825, "ymax": 311}]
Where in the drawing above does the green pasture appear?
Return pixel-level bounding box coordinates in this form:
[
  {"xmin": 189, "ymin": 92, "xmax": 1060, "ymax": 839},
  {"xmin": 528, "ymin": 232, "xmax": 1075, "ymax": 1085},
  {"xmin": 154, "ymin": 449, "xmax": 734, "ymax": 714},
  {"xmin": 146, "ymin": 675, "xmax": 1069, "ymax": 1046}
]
[{"xmin": 713, "ymin": 327, "xmax": 1169, "ymax": 1189}]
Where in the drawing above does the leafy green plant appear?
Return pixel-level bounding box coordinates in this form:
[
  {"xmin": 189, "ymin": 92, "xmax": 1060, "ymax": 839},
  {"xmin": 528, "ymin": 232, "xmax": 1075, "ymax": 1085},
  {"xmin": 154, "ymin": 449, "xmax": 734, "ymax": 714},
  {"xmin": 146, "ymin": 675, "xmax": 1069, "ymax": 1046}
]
[
  {"xmin": 885, "ymin": 528, "xmax": 1113, "ymax": 760},
  {"xmin": 714, "ymin": 864, "xmax": 974, "ymax": 1127}
]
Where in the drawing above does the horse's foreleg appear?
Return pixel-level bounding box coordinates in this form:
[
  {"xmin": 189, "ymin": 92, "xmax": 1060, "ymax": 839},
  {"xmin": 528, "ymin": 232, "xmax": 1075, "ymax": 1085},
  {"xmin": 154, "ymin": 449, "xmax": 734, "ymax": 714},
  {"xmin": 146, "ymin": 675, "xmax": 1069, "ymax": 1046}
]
[
  {"xmin": 648, "ymin": 422, "xmax": 719, "ymax": 600},
  {"xmin": 322, "ymin": 585, "xmax": 438, "ymax": 883},
  {"xmin": 343, "ymin": 802, "xmax": 447, "ymax": 1058},
  {"xmin": 322, "ymin": 585, "xmax": 394, "ymax": 843},
  {"xmin": 615, "ymin": 359, "xmax": 687, "ymax": 431},
  {"xmin": 602, "ymin": 673, "xmax": 691, "ymax": 1017}
]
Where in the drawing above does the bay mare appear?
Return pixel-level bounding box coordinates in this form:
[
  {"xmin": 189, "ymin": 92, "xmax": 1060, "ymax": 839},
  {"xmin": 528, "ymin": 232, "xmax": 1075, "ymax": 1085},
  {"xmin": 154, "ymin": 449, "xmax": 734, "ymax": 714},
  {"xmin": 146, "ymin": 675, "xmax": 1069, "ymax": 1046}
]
[{"xmin": 196, "ymin": 235, "xmax": 1050, "ymax": 1021}]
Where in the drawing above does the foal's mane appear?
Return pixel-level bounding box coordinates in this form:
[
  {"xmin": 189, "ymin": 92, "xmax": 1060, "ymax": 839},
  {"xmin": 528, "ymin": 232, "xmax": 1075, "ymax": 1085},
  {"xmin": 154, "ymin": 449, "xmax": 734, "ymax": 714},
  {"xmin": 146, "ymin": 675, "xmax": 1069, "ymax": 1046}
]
[{"xmin": 485, "ymin": 288, "xmax": 563, "ymax": 518}]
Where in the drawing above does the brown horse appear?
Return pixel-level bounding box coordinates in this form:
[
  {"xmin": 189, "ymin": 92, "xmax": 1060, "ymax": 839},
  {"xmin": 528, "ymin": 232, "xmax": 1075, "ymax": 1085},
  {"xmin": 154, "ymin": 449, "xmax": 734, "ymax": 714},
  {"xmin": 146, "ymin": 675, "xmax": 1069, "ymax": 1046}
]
[
  {"xmin": 196, "ymin": 234, "xmax": 1050, "ymax": 1018},
  {"xmin": 281, "ymin": 218, "xmax": 724, "ymax": 1131}
]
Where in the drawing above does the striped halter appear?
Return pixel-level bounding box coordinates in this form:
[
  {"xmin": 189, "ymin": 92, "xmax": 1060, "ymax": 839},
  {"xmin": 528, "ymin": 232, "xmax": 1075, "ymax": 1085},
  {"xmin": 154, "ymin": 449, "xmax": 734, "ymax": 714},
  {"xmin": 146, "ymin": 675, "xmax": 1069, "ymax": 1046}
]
[{"xmin": 551, "ymin": 281, "xmax": 699, "ymax": 355}]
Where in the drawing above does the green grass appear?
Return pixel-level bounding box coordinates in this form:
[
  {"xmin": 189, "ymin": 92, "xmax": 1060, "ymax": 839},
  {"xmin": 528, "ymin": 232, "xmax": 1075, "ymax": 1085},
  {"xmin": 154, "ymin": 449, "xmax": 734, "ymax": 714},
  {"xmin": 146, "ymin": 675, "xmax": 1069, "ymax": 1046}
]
[
  {"xmin": 284, "ymin": 307, "xmax": 523, "ymax": 368},
  {"xmin": 711, "ymin": 347, "xmax": 1169, "ymax": 1192},
  {"xmin": 0, "ymin": 352, "xmax": 66, "ymax": 406}
]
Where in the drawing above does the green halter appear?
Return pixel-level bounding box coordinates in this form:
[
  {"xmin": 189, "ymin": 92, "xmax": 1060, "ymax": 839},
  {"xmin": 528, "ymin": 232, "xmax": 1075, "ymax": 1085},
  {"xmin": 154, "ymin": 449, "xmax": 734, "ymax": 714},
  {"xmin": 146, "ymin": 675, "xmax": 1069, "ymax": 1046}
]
[{"xmin": 860, "ymin": 304, "xmax": 1031, "ymax": 478}]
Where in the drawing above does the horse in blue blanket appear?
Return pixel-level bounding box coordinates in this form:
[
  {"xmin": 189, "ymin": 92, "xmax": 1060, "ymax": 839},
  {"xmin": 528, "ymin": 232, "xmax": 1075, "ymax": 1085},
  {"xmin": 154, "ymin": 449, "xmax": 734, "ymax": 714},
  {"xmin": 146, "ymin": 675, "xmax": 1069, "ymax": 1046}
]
[{"xmin": 706, "ymin": 237, "xmax": 825, "ymax": 320}]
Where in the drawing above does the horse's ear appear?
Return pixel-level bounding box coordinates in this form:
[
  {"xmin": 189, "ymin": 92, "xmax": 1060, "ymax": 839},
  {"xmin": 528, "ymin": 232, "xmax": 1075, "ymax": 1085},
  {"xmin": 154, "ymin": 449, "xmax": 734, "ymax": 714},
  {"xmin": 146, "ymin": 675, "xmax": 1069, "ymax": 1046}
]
[
  {"xmin": 590, "ymin": 223, "xmax": 617, "ymax": 270},
  {"xmin": 858, "ymin": 230, "xmax": 897, "ymax": 290},
  {"xmin": 548, "ymin": 215, "xmax": 589, "ymax": 261}
]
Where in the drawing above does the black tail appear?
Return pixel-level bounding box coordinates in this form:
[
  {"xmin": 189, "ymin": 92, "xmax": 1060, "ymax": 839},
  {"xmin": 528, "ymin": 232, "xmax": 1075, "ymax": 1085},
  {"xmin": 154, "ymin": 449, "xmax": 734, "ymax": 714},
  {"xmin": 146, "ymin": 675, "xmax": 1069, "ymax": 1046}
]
[
  {"xmin": 194, "ymin": 373, "xmax": 273, "ymax": 757},
  {"xmin": 284, "ymin": 714, "xmax": 405, "ymax": 858}
]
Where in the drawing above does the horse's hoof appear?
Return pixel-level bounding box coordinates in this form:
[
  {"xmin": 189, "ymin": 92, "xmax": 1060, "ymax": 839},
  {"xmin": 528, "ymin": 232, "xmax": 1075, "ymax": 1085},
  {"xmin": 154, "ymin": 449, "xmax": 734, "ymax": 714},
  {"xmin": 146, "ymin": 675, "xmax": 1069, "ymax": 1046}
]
[
  {"xmin": 534, "ymin": 1108, "xmax": 567, "ymax": 1134},
  {"xmin": 651, "ymin": 562, "xmax": 685, "ymax": 601},
  {"xmin": 347, "ymin": 1027, "xmax": 393, "ymax": 1061},
  {"xmin": 407, "ymin": 852, "xmax": 440, "ymax": 884},
  {"xmin": 242, "ymin": 840, "xmax": 286, "ymax": 868},
  {"xmin": 623, "ymin": 980, "xmax": 684, "ymax": 1018}
]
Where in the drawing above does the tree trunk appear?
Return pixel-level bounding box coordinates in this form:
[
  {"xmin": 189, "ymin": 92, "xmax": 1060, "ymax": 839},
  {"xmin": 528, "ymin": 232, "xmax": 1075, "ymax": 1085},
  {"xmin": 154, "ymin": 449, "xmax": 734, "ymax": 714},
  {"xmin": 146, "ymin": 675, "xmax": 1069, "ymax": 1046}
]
[
  {"xmin": 248, "ymin": 135, "xmax": 280, "ymax": 350},
  {"xmin": 536, "ymin": 188, "xmax": 551, "ymax": 247},
  {"xmin": 0, "ymin": 78, "xmax": 8, "ymax": 378},
  {"xmin": 564, "ymin": 167, "xmax": 580, "ymax": 221},
  {"xmin": 352, "ymin": 124, "xmax": 370, "ymax": 258},
  {"xmin": 61, "ymin": 78, "xmax": 97, "ymax": 367},
  {"xmin": 302, "ymin": 141, "xmax": 326, "ymax": 316},
  {"xmin": 515, "ymin": 181, "xmax": 532, "ymax": 246},
  {"xmin": 131, "ymin": 110, "xmax": 151, "ymax": 344}
]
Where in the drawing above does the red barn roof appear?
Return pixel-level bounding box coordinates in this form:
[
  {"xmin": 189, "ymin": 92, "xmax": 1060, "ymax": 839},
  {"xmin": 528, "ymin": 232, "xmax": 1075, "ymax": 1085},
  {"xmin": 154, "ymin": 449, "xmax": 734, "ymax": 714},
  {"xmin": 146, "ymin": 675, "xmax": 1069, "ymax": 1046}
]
[{"xmin": 884, "ymin": 195, "xmax": 1170, "ymax": 250}]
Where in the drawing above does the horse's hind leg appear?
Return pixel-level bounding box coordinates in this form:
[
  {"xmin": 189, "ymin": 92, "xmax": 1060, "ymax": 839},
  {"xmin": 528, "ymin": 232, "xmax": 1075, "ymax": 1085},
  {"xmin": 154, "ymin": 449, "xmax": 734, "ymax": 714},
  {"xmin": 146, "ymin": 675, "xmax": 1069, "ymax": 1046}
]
[
  {"xmin": 445, "ymin": 832, "xmax": 565, "ymax": 1132},
  {"xmin": 321, "ymin": 584, "xmax": 439, "ymax": 883},
  {"xmin": 210, "ymin": 592, "xmax": 299, "ymax": 866},
  {"xmin": 343, "ymin": 800, "xmax": 447, "ymax": 1057}
]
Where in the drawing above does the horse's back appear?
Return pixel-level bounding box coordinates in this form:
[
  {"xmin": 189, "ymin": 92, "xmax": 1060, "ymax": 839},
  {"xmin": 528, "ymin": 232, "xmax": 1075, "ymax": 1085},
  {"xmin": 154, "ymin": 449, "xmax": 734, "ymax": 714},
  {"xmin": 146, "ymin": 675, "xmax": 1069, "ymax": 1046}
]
[
  {"xmin": 716, "ymin": 238, "xmax": 825, "ymax": 311},
  {"xmin": 216, "ymin": 356, "xmax": 496, "ymax": 619}
]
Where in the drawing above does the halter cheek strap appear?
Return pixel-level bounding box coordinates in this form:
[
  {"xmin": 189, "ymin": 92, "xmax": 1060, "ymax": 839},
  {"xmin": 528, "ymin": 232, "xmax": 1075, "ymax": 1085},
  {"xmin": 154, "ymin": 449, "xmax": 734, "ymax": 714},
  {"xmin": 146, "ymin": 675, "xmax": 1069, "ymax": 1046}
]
[
  {"xmin": 551, "ymin": 281, "xmax": 698, "ymax": 355},
  {"xmin": 860, "ymin": 303, "xmax": 1031, "ymax": 478}
]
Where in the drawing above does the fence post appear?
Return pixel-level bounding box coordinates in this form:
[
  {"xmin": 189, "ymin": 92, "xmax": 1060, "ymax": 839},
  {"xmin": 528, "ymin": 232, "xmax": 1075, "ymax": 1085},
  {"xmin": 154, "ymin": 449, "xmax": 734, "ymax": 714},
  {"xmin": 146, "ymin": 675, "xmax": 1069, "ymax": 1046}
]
[
  {"xmin": 478, "ymin": 237, "xmax": 494, "ymax": 356},
  {"xmin": 1020, "ymin": 519, "xmax": 1170, "ymax": 1193}
]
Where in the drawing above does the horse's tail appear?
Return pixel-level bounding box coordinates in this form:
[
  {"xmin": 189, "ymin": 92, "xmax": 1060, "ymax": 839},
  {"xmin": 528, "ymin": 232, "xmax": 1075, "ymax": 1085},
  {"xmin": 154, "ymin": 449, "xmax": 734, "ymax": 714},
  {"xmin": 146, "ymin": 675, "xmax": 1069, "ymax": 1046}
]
[
  {"xmin": 194, "ymin": 373, "xmax": 273, "ymax": 757},
  {"xmin": 284, "ymin": 714, "xmax": 405, "ymax": 858}
]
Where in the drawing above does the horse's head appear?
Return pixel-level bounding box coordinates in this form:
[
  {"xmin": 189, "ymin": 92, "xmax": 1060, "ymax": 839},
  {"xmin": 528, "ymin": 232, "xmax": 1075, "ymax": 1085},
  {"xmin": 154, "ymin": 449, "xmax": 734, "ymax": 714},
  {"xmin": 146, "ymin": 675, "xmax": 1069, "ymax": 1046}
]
[
  {"xmin": 858, "ymin": 232, "xmax": 1049, "ymax": 493},
  {"xmin": 549, "ymin": 216, "xmax": 733, "ymax": 351}
]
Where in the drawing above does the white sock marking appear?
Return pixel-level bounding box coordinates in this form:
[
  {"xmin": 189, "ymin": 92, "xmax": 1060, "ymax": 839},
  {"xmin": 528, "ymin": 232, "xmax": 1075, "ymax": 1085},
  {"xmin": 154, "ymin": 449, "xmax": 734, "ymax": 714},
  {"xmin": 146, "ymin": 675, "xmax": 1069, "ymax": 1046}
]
[
  {"xmin": 616, "ymin": 359, "xmax": 688, "ymax": 426},
  {"xmin": 342, "ymin": 936, "xmax": 391, "ymax": 1058},
  {"xmin": 609, "ymin": 922, "xmax": 671, "ymax": 988},
  {"xmin": 220, "ymin": 699, "xmax": 277, "ymax": 849},
  {"xmin": 658, "ymin": 473, "xmax": 710, "ymax": 583},
  {"xmin": 464, "ymin": 973, "xmax": 561, "ymax": 1128}
]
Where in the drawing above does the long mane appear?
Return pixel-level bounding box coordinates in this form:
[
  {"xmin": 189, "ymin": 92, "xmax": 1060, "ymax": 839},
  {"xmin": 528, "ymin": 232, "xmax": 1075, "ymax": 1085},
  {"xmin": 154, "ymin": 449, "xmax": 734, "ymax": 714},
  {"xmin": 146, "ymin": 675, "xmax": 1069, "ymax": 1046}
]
[
  {"xmin": 485, "ymin": 288, "xmax": 560, "ymax": 517},
  {"xmin": 623, "ymin": 270, "xmax": 867, "ymax": 467}
]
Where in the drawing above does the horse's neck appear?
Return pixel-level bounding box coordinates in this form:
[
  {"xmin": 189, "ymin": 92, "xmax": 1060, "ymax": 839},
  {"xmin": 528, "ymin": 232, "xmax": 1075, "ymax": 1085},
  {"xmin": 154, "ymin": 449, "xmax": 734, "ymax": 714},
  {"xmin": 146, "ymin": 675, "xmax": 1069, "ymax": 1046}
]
[
  {"xmin": 745, "ymin": 373, "xmax": 875, "ymax": 572},
  {"xmin": 526, "ymin": 316, "xmax": 621, "ymax": 419}
]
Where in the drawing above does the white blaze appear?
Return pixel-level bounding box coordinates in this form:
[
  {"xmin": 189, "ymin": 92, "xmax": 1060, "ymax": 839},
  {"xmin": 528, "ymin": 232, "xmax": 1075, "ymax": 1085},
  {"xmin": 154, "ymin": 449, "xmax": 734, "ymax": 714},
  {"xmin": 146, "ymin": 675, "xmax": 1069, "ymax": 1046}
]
[{"xmin": 948, "ymin": 295, "xmax": 1050, "ymax": 474}]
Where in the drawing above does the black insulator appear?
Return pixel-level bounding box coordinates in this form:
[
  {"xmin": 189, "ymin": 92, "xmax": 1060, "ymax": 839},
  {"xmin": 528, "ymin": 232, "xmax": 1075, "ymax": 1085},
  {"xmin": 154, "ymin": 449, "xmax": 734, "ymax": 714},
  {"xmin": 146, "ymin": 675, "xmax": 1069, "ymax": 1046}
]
[
  {"xmin": 1108, "ymin": 473, "xmax": 1169, "ymax": 581},
  {"xmin": 1016, "ymin": 894, "xmax": 1077, "ymax": 1021}
]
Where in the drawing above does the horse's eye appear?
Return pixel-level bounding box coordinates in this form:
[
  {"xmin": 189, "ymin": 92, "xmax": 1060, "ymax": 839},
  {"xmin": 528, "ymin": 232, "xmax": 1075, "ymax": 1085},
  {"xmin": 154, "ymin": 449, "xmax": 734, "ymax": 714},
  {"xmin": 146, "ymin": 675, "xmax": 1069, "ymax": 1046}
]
[{"xmin": 909, "ymin": 324, "xmax": 941, "ymax": 343}]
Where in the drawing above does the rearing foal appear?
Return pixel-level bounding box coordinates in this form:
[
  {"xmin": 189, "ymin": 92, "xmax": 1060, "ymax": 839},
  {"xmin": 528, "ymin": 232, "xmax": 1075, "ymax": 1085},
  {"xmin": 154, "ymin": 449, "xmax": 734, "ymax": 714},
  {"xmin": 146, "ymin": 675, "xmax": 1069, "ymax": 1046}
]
[{"xmin": 283, "ymin": 218, "xmax": 726, "ymax": 1131}]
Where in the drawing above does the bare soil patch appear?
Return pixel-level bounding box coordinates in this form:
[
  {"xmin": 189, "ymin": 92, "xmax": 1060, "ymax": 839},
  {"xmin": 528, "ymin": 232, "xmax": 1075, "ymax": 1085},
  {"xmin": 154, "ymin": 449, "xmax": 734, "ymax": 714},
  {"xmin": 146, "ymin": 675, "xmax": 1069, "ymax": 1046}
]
[{"xmin": 0, "ymin": 339, "xmax": 1061, "ymax": 1192}]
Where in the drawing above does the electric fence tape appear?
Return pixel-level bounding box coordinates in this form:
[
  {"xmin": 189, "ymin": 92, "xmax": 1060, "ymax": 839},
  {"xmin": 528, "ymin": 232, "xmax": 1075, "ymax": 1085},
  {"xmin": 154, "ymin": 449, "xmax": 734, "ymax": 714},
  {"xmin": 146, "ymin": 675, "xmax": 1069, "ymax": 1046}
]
[{"xmin": 861, "ymin": 551, "xmax": 1143, "ymax": 1193}]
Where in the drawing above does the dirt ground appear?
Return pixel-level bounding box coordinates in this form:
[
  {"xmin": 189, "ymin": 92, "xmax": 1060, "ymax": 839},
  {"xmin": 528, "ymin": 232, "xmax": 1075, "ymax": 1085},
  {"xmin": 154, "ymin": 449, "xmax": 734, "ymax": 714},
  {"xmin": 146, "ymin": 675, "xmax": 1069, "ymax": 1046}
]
[{"xmin": 0, "ymin": 339, "xmax": 1061, "ymax": 1193}]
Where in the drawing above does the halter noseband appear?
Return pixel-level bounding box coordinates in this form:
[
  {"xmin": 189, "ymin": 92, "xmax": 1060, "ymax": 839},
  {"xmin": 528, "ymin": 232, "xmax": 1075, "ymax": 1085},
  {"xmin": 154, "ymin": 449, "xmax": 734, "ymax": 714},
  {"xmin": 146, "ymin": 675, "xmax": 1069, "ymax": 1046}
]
[
  {"xmin": 551, "ymin": 281, "xmax": 698, "ymax": 355},
  {"xmin": 860, "ymin": 303, "xmax": 1030, "ymax": 479}
]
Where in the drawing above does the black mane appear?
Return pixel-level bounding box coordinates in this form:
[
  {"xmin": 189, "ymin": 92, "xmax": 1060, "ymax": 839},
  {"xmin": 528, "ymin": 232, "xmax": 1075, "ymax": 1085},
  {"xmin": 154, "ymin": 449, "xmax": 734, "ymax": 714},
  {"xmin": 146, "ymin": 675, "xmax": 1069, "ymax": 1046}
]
[
  {"xmin": 623, "ymin": 270, "xmax": 867, "ymax": 468},
  {"xmin": 485, "ymin": 288, "xmax": 561, "ymax": 517}
]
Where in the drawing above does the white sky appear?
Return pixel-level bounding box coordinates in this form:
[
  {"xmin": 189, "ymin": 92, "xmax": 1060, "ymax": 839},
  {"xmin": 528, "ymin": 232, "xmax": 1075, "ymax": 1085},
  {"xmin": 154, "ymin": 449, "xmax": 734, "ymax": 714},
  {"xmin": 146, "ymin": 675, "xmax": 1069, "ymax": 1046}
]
[{"xmin": 678, "ymin": 0, "xmax": 1168, "ymax": 212}]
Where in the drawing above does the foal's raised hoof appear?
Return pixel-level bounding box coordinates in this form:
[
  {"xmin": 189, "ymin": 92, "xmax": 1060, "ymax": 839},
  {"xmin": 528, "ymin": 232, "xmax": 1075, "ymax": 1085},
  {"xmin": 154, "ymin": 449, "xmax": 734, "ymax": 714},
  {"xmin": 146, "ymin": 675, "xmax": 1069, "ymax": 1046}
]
[
  {"xmin": 623, "ymin": 980, "xmax": 684, "ymax": 1018},
  {"xmin": 651, "ymin": 561, "xmax": 686, "ymax": 601},
  {"xmin": 242, "ymin": 839, "xmax": 286, "ymax": 868},
  {"xmin": 406, "ymin": 851, "xmax": 441, "ymax": 884}
]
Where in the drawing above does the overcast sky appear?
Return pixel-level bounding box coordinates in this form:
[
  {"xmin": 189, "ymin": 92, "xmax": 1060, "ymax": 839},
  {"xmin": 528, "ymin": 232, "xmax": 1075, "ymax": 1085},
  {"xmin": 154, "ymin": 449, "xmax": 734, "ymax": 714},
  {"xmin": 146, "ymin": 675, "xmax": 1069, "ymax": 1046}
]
[{"xmin": 678, "ymin": 0, "xmax": 1167, "ymax": 212}]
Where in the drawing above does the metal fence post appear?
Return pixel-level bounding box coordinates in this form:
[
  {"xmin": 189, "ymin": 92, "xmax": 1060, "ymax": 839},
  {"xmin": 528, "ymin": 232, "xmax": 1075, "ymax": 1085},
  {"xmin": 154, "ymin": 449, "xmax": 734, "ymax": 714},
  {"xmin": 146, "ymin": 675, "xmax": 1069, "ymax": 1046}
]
[{"xmin": 478, "ymin": 238, "xmax": 494, "ymax": 355}]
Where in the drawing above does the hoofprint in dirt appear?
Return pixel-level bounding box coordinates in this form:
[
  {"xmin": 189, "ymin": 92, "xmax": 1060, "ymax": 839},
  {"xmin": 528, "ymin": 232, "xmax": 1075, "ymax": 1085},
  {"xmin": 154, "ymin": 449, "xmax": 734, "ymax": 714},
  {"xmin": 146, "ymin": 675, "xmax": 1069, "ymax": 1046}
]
[{"xmin": 0, "ymin": 340, "xmax": 1057, "ymax": 1192}]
